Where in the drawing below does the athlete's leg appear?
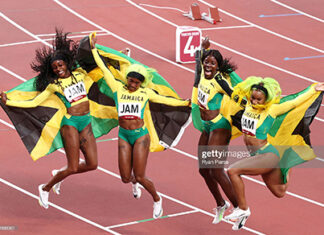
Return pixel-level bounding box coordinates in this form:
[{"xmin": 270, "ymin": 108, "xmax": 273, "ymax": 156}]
[
  {"xmin": 227, "ymin": 153, "xmax": 279, "ymax": 209},
  {"xmin": 77, "ymin": 124, "xmax": 98, "ymax": 172},
  {"xmin": 42, "ymin": 125, "xmax": 81, "ymax": 191},
  {"xmin": 198, "ymin": 131, "xmax": 225, "ymax": 206},
  {"xmin": 261, "ymin": 168, "xmax": 288, "ymax": 198},
  {"xmin": 208, "ymin": 128, "xmax": 238, "ymax": 207},
  {"xmin": 132, "ymin": 134, "xmax": 160, "ymax": 202},
  {"xmin": 118, "ymin": 138, "xmax": 135, "ymax": 184}
]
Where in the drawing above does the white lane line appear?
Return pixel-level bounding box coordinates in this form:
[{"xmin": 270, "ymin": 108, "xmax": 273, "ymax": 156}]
[
  {"xmin": 0, "ymin": 3, "xmax": 320, "ymax": 233},
  {"xmin": 2, "ymin": 0, "xmax": 324, "ymax": 204},
  {"xmin": 138, "ymin": 3, "xmax": 186, "ymax": 13},
  {"xmin": 0, "ymin": 118, "xmax": 15, "ymax": 129},
  {"xmin": 0, "ymin": 33, "xmax": 110, "ymax": 48},
  {"xmin": 315, "ymin": 157, "xmax": 324, "ymax": 162},
  {"xmin": 198, "ymin": 0, "xmax": 324, "ymax": 53},
  {"xmin": 94, "ymin": 159, "xmax": 264, "ymax": 234},
  {"xmin": 0, "ymin": 177, "xmax": 120, "ymax": 235},
  {"xmin": 106, "ymin": 209, "xmax": 199, "ymax": 229},
  {"xmin": 201, "ymin": 25, "xmax": 255, "ymax": 31},
  {"xmin": 137, "ymin": 3, "xmax": 254, "ymax": 31},
  {"xmin": 0, "ymin": 65, "xmax": 26, "ymax": 82},
  {"xmin": 2, "ymin": 2, "xmax": 321, "ymax": 87},
  {"xmin": 0, "ymin": 112, "xmax": 264, "ymax": 234},
  {"xmin": 169, "ymin": 147, "xmax": 324, "ymax": 207},
  {"xmin": 0, "ymin": 12, "xmax": 51, "ymax": 47},
  {"xmin": 315, "ymin": 117, "xmax": 324, "ymax": 122},
  {"xmin": 158, "ymin": 191, "xmax": 263, "ymax": 235},
  {"xmin": 53, "ymin": 0, "xmax": 194, "ymax": 76},
  {"xmin": 270, "ymin": 0, "xmax": 324, "ymax": 23},
  {"xmin": 1, "ymin": 0, "xmax": 323, "ymax": 209},
  {"xmin": 35, "ymin": 30, "xmax": 106, "ymax": 37},
  {"xmin": 1, "ymin": 104, "xmax": 324, "ymax": 211},
  {"xmin": 124, "ymin": 0, "xmax": 324, "ymax": 121},
  {"xmin": 125, "ymin": 0, "xmax": 319, "ymax": 84}
]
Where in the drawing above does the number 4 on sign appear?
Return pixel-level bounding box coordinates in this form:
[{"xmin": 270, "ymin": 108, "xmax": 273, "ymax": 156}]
[{"xmin": 184, "ymin": 36, "xmax": 199, "ymax": 57}]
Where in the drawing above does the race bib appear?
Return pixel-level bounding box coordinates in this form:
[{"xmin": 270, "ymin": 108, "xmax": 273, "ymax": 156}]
[
  {"xmin": 118, "ymin": 102, "xmax": 141, "ymax": 119},
  {"xmin": 241, "ymin": 114, "xmax": 258, "ymax": 136},
  {"xmin": 63, "ymin": 82, "xmax": 87, "ymax": 103},
  {"xmin": 198, "ymin": 87, "xmax": 209, "ymax": 108}
]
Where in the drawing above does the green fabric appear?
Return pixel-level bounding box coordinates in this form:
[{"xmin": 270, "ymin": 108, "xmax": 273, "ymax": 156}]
[
  {"xmin": 61, "ymin": 113, "xmax": 91, "ymax": 132},
  {"xmin": 118, "ymin": 126, "xmax": 149, "ymax": 145}
]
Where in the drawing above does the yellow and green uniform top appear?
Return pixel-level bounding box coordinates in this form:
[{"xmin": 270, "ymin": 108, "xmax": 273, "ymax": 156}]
[
  {"xmin": 197, "ymin": 72, "xmax": 234, "ymax": 110},
  {"xmin": 242, "ymin": 86, "xmax": 317, "ymax": 139},
  {"xmin": 6, "ymin": 68, "xmax": 90, "ymax": 108},
  {"xmin": 92, "ymin": 48, "xmax": 189, "ymax": 119}
]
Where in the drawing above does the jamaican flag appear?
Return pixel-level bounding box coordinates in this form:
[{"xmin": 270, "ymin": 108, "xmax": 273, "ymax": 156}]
[
  {"xmin": 1, "ymin": 38, "xmax": 191, "ymax": 161},
  {"xmin": 77, "ymin": 36, "xmax": 191, "ymax": 152},
  {"xmin": 267, "ymin": 85, "xmax": 323, "ymax": 182}
]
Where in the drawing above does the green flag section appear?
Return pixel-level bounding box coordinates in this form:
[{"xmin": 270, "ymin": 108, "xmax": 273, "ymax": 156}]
[
  {"xmin": 268, "ymin": 85, "xmax": 323, "ymax": 183},
  {"xmin": 1, "ymin": 38, "xmax": 191, "ymax": 160},
  {"xmin": 1, "ymin": 74, "xmax": 118, "ymax": 161},
  {"xmin": 77, "ymin": 36, "xmax": 191, "ymax": 152}
]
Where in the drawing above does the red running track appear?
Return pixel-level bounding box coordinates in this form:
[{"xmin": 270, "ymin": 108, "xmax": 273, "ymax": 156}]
[{"xmin": 0, "ymin": 0, "xmax": 323, "ymax": 234}]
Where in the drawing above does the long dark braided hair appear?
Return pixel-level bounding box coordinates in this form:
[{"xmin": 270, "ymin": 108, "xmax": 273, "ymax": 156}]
[
  {"xmin": 31, "ymin": 28, "xmax": 79, "ymax": 91},
  {"xmin": 201, "ymin": 49, "xmax": 237, "ymax": 76}
]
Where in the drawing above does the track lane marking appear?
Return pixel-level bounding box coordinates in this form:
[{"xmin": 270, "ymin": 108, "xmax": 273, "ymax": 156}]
[
  {"xmin": 198, "ymin": 0, "xmax": 324, "ymax": 53},
  {"xmin": 106, "ymin": 209, "xmax": 199, "ymax": 229},
  {"xmin": 1, "ymin": 5, "xmax": 324, "ymax": 209},
  {"xmin": 125, "ymin": 0, "xmax": 320, "ymax": 83},
  {"xmin": 0, "ymin": 177, "xmax": 120, "ymax": 235},
  {"xmin": 270, "ymin": 0, "xmax": 324, "ymax": 23}
]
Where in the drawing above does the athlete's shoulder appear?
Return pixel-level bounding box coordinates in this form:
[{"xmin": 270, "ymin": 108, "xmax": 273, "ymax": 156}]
[{"xmin": 73, "ymin": 68, "xmax": 87, "ymax": 77}]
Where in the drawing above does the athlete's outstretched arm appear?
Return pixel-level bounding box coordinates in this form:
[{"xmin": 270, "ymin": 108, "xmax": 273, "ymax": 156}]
[{"xmin": 90, "ymin": 32, "xmax": 120, "ymax": 92}]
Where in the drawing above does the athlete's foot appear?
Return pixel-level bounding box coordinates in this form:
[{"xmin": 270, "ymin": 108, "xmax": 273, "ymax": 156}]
[
  {"xmin": 38, "ymin": 184, "xmax": 49, "ymax": 209},
  {"xmin": 153, "ymin": 195, "xmax": 163, "ymax": 219},
  {"xmin": 225, "ymin": 207, "xmax": 251, "ymax": 230},
  {"xmin": 212, "ymin": 200, "xmax": 230, "ymax": 224},
  {"xmin": 132, "ymin": 182, "xmax": 142, "ymax": 199},
  {"xmin": 121, "ymin": 48, "xmax": 131, "ymax": 57},
  {"xmin": 51, "ymin": 170, "xmax": 63, "ymax": 195}
]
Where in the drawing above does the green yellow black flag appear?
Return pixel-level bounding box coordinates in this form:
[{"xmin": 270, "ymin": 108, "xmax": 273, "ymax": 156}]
[
  {"xmin": 1, "ymin": 38, "xmax": 191, "ymax": 160},
  {"xmin": 268, "ymin": 85, "xmax": 323, "ymax": 182}
]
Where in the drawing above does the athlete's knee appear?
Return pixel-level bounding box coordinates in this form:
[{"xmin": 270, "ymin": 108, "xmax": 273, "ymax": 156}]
[
  {"xmin": 65, "ymin": 166, "xmax": 78, "ymax": 175},
  {"xmin": 227, "ymin": 167, "xmax": 239, "ymax": 178},
  {"xmin": 85, "ymin": 161, "xmax": 98, "ymax": 171},
  {"xmin": 211, "ymin": 168, "xmax": 227, "ymax": 179},
  {"xmin": 134, "ymin": 175, "xmax": 145, "ymax": 184},
  {"xmin": 272, "ymin": 185, "xmax": 287, "ymax": 198},
  {"xmin": 121, "ymin": 176, "xmax": 132, "ymax": 184},
  {"xmin": 274, "ymin": 191, "xmax": 286, "ymax": 198},
  {"xmin": 199, "ymin": 168, "xmax": 210, "ymax": 178}
]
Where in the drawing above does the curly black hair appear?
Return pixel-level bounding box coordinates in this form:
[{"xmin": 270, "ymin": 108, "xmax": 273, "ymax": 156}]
[
  {"xmin": 201, "ymin": 49, "xmax": 237, "ymax": 75},
  {"xmin": 31, "ymin": 28, "xmax": 79, "ymax": 91}
]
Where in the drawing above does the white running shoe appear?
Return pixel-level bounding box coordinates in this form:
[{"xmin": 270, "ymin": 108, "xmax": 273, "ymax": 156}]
[
  {"xmin": 212, "ymin": 200, "xmax": 230, "ymax": 224},
  {"xmin": 132, "ymin": 183, "xmax": 142, "ymax": 199},
  {"xmin": 38, "ymin": 184, "xmax": 49, "ymax": 209},
  {"xmin": 125, "ymin": 48, "xmax": 131, "ymax": 57},
  {"xmin": 121, "ymin": 48, "xmax": 131, "ymax": 57},
  {"xmin": 232, "ymin": 214, "xmax": 250, "ymax": 230},
  {"xmin": 225, "ymin": 207, "xmax": 251, "ymax": 230},
  {"xmin": 153, "ymin": 196, "xmax": 163, "ymax": 219},
  {"xmin": 51, "ymin": 170, "xmax": 63, "ymax": 195},
  {"xmin": 225, "ymin": 207, "xmax": 251, "ymax": 221}
]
